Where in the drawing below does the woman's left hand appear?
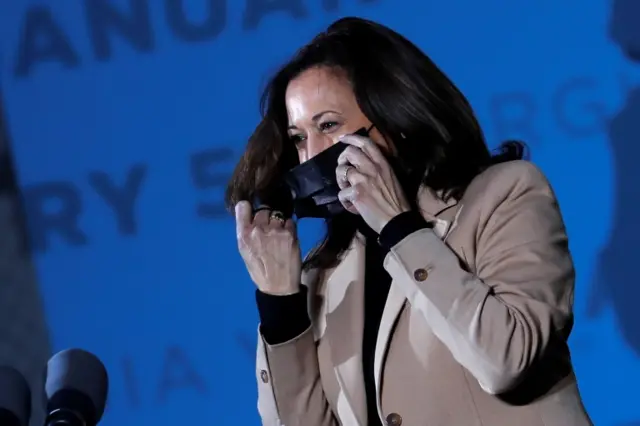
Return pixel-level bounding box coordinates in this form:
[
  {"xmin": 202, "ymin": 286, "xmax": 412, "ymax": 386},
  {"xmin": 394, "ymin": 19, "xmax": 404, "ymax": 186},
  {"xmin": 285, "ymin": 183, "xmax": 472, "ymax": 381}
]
[{"xmin": 335, "ymin": 134, "xmax": 411, "ymax": 234}]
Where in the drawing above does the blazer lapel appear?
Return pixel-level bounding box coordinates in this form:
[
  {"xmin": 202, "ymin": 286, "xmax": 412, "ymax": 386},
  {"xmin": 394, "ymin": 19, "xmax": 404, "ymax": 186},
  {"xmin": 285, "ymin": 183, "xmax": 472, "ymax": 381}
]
[
  {"xmin": 372, "ymin": 187, "xmax": 461, "ymax": 419},
  {"xmin": 321, "ymin": 188, "xmax": 462, "ymax": 424},
  {"xmin": 373, "ymin": 277, "xmax": 406, "ymax": 420},
  {"xmin": 324, "ymin": 235, "xmax": 367, "ymax": 426}
]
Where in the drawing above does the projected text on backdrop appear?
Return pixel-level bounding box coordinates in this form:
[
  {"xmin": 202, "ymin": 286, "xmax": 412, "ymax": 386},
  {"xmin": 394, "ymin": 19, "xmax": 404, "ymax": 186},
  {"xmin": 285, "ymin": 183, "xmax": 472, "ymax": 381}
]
[{"xmin": 14, "ymin": 0, "xmax": 377, "ymax": 78}]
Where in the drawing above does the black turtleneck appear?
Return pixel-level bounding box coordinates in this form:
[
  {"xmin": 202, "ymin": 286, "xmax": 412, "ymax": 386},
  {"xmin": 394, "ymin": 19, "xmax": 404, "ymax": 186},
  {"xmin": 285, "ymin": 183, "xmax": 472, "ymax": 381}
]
[
  {"xmin": 256, "ymin": 211, "xmax": 430, "ymax": 425},
  {"xmin": 359, "ymin": 222, "xmax": 392, "ymax": 426}
]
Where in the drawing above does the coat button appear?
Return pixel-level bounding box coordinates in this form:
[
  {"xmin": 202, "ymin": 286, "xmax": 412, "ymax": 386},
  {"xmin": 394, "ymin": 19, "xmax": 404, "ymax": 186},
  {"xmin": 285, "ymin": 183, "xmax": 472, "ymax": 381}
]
[
  {"xmin": 260, "ymin": 370, "xmax": 269, "ymax": 383},
  {"xmin": 413, "ymin": 268, "xmax": 428, "ymax": 282},
  {"xmin": 386, "ymin": 412, "xmax": 402, "ymax": 426}
]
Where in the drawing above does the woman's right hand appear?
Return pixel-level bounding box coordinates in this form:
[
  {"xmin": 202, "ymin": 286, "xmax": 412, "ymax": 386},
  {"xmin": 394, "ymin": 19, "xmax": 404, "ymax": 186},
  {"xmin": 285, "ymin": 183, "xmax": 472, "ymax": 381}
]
[{"xmin": 235, "ymin": 201, "xmax": 302, "ymax": 295}]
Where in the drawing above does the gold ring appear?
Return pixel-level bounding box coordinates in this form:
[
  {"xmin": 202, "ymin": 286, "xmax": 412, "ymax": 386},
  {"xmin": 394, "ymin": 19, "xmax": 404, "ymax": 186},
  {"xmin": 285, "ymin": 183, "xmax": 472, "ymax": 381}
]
[
  {"xmin": 270, "ymin": 211, "xmax": 286, "ymax": 224},
  {"xmin": 342, "ymin": 166, "xmax": 351, "ymax": 183}
]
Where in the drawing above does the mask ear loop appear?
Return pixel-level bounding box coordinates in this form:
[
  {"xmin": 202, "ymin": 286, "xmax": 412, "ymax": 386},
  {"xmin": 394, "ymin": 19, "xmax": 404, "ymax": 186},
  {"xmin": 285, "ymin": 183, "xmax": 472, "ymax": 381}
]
[
  {"xmin": 365, "ymin": 123, "xmax": 376, "ymax": 135},
  {"xmin": 364, "ymin": 123, "xmax": 405, "ymax": 139}
]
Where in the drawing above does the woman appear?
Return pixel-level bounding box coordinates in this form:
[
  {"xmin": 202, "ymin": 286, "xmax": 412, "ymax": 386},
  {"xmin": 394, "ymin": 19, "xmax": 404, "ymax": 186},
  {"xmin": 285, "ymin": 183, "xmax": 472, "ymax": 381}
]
[{"xmin": 226, "ymin": 17, "xmax": 592, "ymax": 426}]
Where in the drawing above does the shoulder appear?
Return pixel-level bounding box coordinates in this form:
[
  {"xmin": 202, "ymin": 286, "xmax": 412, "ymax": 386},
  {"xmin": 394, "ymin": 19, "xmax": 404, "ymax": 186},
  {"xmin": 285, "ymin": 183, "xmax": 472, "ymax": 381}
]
[
  {"xmin": 455, "ymin": 160, "xmax": 566, "ymax": 244},
  {"xmin": 475, "ymin": 160, "xmax": 552, "ymax": 192},
  {"xmin": 464, "ymin": 160, "xmax": 556, "ymax": 207}
]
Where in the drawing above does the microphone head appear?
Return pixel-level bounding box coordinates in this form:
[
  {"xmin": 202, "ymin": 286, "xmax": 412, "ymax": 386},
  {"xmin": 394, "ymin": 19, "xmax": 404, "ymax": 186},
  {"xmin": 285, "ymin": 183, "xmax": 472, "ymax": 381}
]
[
  {"xmin": 45, "ymin": 349, "xmax": 108, "ymax": 425},
  {"xmin": 0, "ymin": 366, "xmax": 31, "ymax": 426}
]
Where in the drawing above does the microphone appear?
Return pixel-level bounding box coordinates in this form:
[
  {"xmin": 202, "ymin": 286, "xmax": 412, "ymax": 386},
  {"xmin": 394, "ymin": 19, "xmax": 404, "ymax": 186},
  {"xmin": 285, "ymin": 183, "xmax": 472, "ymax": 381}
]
[
  {"xmin": 0, "ymin": 366, "xmax": 31, "ymax": 426},
  {"xmin": 44, "ymin": 349, "xmax": 108, "ymax": 426}
]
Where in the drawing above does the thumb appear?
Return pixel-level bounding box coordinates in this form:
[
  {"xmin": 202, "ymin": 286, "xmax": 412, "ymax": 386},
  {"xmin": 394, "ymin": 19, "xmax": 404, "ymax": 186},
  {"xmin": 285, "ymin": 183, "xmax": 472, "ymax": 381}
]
[{"xmin": 235, "ymin": 201, "xmax": 252, "ymax": 237}]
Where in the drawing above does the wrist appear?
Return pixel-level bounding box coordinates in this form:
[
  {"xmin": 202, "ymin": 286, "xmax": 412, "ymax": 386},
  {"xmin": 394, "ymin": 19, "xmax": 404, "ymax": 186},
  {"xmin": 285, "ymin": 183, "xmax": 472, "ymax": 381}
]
[
  {"xmin": 260, "ymin": 287, "xmax": 300, "ymax": 296},
  {"xmin": 256, "ymin": 287, "xmax": 310, "ymax": 344},
  {"xmin": 379, "ymin": 208, "xmax": 410, "ymax": 233},
  {"xmin": 378, "ymin": 210, "xmax": 432, "ymax": 251},
  {"xmin": 258, "ymin": 281, "xmax": 300, "ymax": 296}
]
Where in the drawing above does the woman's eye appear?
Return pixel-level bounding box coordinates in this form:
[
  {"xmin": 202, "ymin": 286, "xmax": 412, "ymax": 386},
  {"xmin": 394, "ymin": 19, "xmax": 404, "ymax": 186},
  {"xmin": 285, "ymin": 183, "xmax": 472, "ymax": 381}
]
[
  {"xmin": 289, "ymin": 134, "xmax": 305, "ymax": 144},
  {"xmin": 320, "ymin": 121, "xmax": 339, "ymax": 131}
]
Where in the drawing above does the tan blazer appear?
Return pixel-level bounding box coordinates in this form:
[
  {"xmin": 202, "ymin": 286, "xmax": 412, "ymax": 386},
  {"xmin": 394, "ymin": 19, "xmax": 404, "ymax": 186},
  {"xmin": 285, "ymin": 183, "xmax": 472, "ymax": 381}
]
[{"xmin": 254, "ymin": 160, "xmax": 593, "ymax": 426}]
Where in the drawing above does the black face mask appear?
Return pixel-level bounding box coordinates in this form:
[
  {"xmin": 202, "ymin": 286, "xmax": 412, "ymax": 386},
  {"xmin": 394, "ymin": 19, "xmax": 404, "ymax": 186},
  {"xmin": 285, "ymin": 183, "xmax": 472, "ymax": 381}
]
[
  {"xmin": 252, "ymin": 125, "xmax": 412, "ymax": 219},
  {"xmin": 282, "ymin": 126, "xmax": 374, "ymax": 218}
]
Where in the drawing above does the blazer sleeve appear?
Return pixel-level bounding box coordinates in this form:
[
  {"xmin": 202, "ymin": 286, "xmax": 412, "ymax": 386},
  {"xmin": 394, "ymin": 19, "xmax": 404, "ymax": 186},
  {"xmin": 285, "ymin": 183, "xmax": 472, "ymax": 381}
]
[
  {"xmin": 382, "ymin": 161, "xmax": 575, "ymax": 395},
  {"xmin": 255, "ymin": 273, "xmax": 338, "ymax": 426}
]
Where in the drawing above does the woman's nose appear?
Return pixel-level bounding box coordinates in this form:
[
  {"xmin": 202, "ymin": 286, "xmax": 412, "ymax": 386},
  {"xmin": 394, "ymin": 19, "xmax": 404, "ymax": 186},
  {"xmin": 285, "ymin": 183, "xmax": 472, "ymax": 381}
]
[{"xmin": 306, "ymin": 134, "xmax": 334, "ymax": 160}]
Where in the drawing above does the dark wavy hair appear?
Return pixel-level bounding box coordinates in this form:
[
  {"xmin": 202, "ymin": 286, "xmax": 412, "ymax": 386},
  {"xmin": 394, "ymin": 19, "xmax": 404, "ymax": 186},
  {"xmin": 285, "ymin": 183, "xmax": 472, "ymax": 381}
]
[{"xmin": 225, "ymin": 17, "xmax": 526, "ymax": 271}]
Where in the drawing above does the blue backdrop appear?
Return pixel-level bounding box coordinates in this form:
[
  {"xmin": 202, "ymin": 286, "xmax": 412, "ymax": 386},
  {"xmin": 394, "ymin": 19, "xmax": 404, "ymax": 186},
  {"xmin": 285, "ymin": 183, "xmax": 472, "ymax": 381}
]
[{"xmin": 1, "ymin": 1, "xmax": 639, "ymax": 425}]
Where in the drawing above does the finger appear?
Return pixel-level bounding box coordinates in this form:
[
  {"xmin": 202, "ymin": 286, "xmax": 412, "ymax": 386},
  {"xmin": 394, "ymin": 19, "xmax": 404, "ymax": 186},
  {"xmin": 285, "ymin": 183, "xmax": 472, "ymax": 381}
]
[
  {"xmin": 335, "ymin": 164, "xmax": 352, "ymax": 189},
  {"xmin": 339, "ymin": 134, "xmax": 387, "ymax": 166},
  {"xmin": 341, "ymin": 199, "xmax": 355, "ymax": 211},
  {"xmin": 284, "ymin": 218, "xmax": 297, "ymax": 234},
  {"xmin": 253, "ymin": 209, "xmax": 271, "ymax": 228},
  {"xmin": 337, "ymin": 192, "xmax": 354, "ymax": 211},
  {"xmin": 268, "ymin": 211, "xmax": 287, "ymax": 228},
  {"xmin": 337, "ymin": 145, "xmax": 377, "ymax": 175},
  {"xmin": 235, "ymin": 201, "xmax": 253, "ymax": 235},
  {"xmin": 338, "ymin": 185, "xmax": 361, "ymax": 206},
  {"xmin": 254, "ymin": 205, "xmax": 271, "ymax": 214},
  {"xmin": 336, "ymin": 164, "xmax": 367, "ymax": 189}
]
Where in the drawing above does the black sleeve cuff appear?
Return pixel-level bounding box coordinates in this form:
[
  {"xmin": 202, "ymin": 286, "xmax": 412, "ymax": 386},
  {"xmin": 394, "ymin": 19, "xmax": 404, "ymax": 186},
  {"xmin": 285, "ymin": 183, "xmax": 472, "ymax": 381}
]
[
  {"xmin": 256, "ymin": 286, "xmax": 311, "ymax": 345},
  {"xmin": 378, "ymin": 210, "xmax": 432, "ymax": 252}
]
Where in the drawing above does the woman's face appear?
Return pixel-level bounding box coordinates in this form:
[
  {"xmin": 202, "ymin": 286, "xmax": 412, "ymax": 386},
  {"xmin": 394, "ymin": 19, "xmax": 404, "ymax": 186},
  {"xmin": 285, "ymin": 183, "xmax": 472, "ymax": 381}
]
[{"xmin": 285, "ymin": 66, "xmax": 390, "ymax": 163}]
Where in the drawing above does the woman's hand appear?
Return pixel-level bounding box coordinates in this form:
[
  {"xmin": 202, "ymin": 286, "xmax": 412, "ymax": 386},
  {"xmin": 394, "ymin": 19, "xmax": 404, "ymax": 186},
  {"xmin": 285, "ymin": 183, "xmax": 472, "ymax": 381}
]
[
  {"xmin": 335, "ymin": 134, "xmax": 411, "ymax": 234},
  {"xmin": 235, "ymin": 201, "xmax": 302, "ymax": 295}
]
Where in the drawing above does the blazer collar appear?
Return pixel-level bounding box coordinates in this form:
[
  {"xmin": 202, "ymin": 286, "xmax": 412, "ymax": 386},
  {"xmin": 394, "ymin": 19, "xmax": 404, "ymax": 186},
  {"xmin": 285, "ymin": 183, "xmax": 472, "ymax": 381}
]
[{"xmin": 416, "ymin": 186, "xmax": 459, "ymax": 220}]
